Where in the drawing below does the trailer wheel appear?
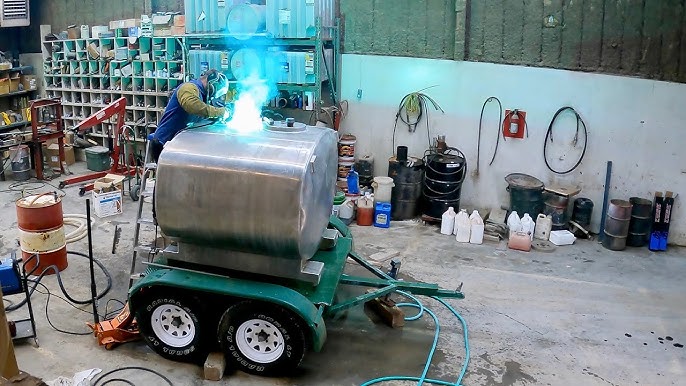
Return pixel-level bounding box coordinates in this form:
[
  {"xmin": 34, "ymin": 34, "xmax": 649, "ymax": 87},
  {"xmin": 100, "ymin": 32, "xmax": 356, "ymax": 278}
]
[
  {"xmin": 136, "ymin": 294, "xmax": 207, "ymax": 363},
  {"xmin": 218, "ymin": 301, "xmax": 307, "ymax": 376}
]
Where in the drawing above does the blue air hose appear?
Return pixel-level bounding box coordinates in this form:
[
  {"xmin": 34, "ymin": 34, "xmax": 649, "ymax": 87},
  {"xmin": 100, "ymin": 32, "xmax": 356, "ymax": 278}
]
[{"xmin": 361, "ymin": 292, "xmax": 470, "ymax": 386}]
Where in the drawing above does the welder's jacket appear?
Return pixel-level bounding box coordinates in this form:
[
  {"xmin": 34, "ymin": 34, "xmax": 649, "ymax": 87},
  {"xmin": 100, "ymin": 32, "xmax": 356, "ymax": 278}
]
[{"xmin": 153, "ymin": 79, "xmax": 226, "ymax": 144}]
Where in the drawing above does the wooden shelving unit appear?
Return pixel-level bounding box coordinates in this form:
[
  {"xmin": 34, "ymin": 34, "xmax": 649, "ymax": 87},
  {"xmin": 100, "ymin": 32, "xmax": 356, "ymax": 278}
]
[{"xmin": 42, "ymin": 36, "xmax": 186, "ymax": 144}]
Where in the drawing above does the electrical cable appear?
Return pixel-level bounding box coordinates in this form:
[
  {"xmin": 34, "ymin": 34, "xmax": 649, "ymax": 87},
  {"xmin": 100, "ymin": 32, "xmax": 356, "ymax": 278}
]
[
  {"xmin": 543, "ymin": 106, "xmax": 588, "ymax": 174},
  {"xmin": 91, "ymin": 366, "xmax": 174, "ymax": 386},
  {"xmin": 0, "ymin": 179, "xmax": 66, "ymax": 197},
  {"xmin": 392, "ymin": 90, "xmax": 444, "ymax": 155},
  {"xmin": 4, "ymin": 251, "xmax": 112, "ymax": 312},
  {"xmin": 29, "ymin": 280, "xmax": 92, "ymax": 336},
  {"xmin": 476, "ymin": 97, "xmax": 502, "ymax": 172},
  {"xmin": 99, "ymin": 379, "xmax": 135, "ymax": 386},
  {"xmin": 361, "ymin": 293, "xmax": 470, "ymax": 386}
]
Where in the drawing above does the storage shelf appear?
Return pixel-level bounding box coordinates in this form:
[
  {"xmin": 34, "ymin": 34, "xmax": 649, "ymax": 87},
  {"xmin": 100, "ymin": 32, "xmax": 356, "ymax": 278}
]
[
  {"xmin": 0, "ymin": 66, "xmax": 32, "ymax": 74},
  {"xmin": 0, "ymin": 89, "xmax": 35, "ymax": 99},
  {"xmin": 0, "ymin": 120, "xmax": 29, "ymax": 132}
]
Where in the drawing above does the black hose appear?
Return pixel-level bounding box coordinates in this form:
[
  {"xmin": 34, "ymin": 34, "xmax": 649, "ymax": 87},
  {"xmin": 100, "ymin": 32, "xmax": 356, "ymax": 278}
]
[
  {"xmin": 477, "ymin": 97, "xmax": 502, "ymax": 170},
  {"xmin": 92, "ymin": 366, "xmax": 174, "ymax": 386},
  {"xmin": 543, "ymin": 106, "xmax": 588, "ymax": 174},
  {"xmin": 4, "ymin": 251, "xmax": 112, "ymax": 312}
]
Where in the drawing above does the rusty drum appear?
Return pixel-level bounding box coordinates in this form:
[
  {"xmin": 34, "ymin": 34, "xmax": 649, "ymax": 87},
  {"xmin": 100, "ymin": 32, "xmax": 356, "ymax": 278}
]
[{"xmin": 16, "ymin": 193, "xmax": 67, "ymax": 274}]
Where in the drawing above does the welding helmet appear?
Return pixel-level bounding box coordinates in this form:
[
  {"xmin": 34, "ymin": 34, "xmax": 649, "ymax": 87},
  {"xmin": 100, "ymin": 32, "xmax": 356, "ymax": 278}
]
[{"xmin": 205, "ymin": 70, "xmax": 229, "ymax": 101}]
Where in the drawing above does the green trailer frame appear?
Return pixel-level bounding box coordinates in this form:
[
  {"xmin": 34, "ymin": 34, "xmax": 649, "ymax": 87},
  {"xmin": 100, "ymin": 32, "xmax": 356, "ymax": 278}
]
[{"xmin": 128, "ymin": 216, "xmax": 464, "ymax": 354}]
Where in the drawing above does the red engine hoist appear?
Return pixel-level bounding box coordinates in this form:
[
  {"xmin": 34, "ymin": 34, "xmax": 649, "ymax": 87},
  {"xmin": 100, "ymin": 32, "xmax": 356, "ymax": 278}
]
[{"xmin": 58, "ymin": 97, "xmax": 139, "ymax": 194}]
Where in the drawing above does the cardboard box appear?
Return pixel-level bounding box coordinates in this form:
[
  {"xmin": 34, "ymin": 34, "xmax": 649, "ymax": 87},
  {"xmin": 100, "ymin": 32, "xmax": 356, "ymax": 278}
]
[
  {"xmin": 94, "ymin": 174, "xmax": 125, "ymax": 193},
  {"xmin": 152, "ymin": 14, "xmax": 173, "ymax": 27},
  {"xmin": 0, "ymin": 78, "xmax": 9, "ymax": 95},
  {"xmin": 67, "ymin": 25, "xmax": 80, "ymax": 39},
  {"xmin": 153, "ymin": 27, "xmax": 172, "ymax": 37},
  {"xmin": 9, "ymin": 74, "xmax": 20, "ymax": 92},
  {"xmin": 20, "ymin": 75, "xmax": 36, "ymax": 91},
  {"xmin": 110, "ymin": 19, "xmax": 140, "ymax": 30},
  {"xmin": 93, "ymin": 190, "xmax": 123, "ymax": 218},
  {"xmin": 174, "ymin": 15, "xmax": 185, "ymax": 27},
  {"xmin": 46, "ymin": 144, "xmax": 75, "ymax": 168},
  {"xmin": 171, "ymin": 26, "xmax": 185, "ymax": 36}
]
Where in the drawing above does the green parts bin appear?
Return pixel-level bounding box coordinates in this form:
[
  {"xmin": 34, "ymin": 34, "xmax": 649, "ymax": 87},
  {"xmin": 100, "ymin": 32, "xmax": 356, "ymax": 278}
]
[{"xmin": 85, "ymin": 146, "xmax": 111, "ymax": 172}]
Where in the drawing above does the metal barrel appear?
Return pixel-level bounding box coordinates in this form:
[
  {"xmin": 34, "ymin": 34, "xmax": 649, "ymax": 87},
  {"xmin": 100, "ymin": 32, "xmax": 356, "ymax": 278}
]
[
  {"xmin": 388, "ymin": 156, "xmax": 423, "ymax": 220},
  {"xmin": 422, "ymin": 148, "xmax": 466, "ymax": 219},
  {"xmin": 505, "ymin": 173, "xmax": 544, "ymax": 217},
  {"xmin": 355, "ymin": 156, "xmax": 374, "ymax": 188},
  {"xmin": 572, "ymin": 197, "xmax": 594, "ymax": 227},
  {"xmin": 627, "ymin": 197, "xmax": 653, "ymax": 247},
  {"xmin": 16, "ymin": 193, "xmax": 67, "ymax": 274},
  {"xmin": 10, "ymin": 145, "xmax": 31, "ymax": 181},
  {"xmin": 602, "ymin": 199, "xmax": 632, "ymax": 251},
  {"xmin": 543, "ymin": 192, "xmax": 569, "ymax": 230}
]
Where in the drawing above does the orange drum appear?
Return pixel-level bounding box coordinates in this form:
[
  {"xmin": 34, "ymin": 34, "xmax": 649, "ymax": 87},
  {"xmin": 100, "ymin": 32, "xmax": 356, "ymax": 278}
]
[{"xmin": 16, "ymin": 193, "xmax": 67, "ymax": 274}]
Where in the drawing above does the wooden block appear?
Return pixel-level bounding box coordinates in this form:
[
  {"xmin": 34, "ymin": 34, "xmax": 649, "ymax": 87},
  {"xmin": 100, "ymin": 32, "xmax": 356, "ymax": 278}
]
[
  {"xmin": 364, "ymin": 290, "xmax": 404, "ymax": 328},
  {"xmin": 203, "ymin": 352, "xmax": 226, "ymax": 381},
  {"xmin": 545, "ymin": 185, "xmax": 581, "ymax": 197},
  {"xmin": 1, "ymin": 289, "xmax": 19, "ymax": 380},
  {"xmin": 368, "ymin": 250, "xmax": 399, "ymax": 263},
  {"xmin": 487, "ymin": 208, "xmax": 507, "ymax": 224}
]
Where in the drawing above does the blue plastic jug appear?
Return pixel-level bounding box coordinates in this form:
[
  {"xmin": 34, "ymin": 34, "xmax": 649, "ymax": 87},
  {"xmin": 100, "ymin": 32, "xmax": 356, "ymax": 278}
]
[{"xmin": 374, "ymin": 203, "xmax": 391, "ymax": 228}]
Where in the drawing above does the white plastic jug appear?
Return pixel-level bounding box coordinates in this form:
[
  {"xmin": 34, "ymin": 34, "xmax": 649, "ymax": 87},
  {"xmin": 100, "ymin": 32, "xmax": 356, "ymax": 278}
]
[
  {"xmin": 371, "ymin": 177, "xmax": 394, "ymax": 203},
  {"xmin": 469, "ymin": 210, "xmax": 484, "ymax": 244},
  {"xmin": 339, "ymin": 198, "xmax": 355, "ymax": 225},
  {"xmin": 507, "ymin": 211, "xmax": 522, "ymax": 236},
  {"xmin": 521, "ymin": 213, "xmax": 535, "ymax": 240},
  {"xmin": 455, "ymin": 209, "xmax": 471, "ymax": 243},
  {"xmin": 441, "ymin": 207, "xmax": 457, "ymax": 235},
  {"xmin": 534, "ymin": 214, "xmax": 552, "ymax": 240}
]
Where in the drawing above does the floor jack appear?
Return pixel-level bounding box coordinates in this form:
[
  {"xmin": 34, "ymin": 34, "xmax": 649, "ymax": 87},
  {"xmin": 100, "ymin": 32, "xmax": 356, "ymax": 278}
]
[
  {"xmin": 81, "ymin": 199, "xmax": 140, "ymax": 349},
  {"xmin": 58, "ymin": 97, "xmax": 139, "ymax": 195}
]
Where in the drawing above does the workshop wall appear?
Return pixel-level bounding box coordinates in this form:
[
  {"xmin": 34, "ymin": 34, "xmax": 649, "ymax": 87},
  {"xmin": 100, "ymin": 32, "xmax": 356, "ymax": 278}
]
[
  {"xmin": 340, "ymin": 54, "xmax": 686, "ymax": 245},
  {"xmin": 341, "ymin": 0, "xmax": 686, "ymax": 83}
]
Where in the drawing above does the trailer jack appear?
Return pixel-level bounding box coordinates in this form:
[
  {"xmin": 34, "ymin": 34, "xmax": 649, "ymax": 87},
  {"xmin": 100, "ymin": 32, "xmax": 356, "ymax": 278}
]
[{"xmin": 87, "ymin": 302, "xmax": 140, "ymax": 350}]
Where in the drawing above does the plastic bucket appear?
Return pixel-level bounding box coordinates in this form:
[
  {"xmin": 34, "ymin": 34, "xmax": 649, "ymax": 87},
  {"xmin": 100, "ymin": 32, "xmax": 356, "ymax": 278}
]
[
  {"xmin": 372, "ymin": 176, "xmax": 394, "ymax": 203},
  {"xmin": 338, "ymin": 134, "xmax": 356, "ymax": 158},
  {"xmin": 338, "ymin": 161, "xmax": 354, "ymax": 179}
]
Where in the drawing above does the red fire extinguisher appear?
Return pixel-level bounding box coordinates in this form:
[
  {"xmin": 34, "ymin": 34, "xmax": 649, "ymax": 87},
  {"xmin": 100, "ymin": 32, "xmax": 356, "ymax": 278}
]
[{"xmin": 503, "ymin": 109, "xmax": 527, "ymax": 139}]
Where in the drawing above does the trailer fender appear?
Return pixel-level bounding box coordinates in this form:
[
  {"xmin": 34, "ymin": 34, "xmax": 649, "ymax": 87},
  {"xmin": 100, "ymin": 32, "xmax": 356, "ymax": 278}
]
[{"xmin": 129, "ymin": 268, "xmax": 328, "ymax": 352}]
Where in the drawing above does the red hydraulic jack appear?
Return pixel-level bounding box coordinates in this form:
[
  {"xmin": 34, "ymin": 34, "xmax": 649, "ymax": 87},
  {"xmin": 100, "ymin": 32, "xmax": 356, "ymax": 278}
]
[{"xmin": 58, "ymin": 97, "xmax": 138, "ymax": 195}]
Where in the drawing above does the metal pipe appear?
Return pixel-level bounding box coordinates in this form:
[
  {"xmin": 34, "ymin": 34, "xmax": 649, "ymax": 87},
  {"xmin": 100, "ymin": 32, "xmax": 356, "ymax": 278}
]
[
  {"xmin": 86, "ymin": 199, "xmax": 99, "ymax": 324},
  {"xmin": 598, "ymin": 161, "xmax": 613, "ymax": 242}
]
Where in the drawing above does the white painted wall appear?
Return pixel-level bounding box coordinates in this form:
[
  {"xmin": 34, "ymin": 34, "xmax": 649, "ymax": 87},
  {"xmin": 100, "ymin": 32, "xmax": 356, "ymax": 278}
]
[{"xmin": 340, "ymin": 54, "xmax": 686, "ymax": 245}]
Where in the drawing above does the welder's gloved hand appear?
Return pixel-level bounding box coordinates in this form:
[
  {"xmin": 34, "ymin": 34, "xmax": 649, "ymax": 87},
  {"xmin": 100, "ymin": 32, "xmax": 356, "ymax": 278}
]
[{"xmin": 220, "ymin": 106, "xmax": 233, "ymax": 123}]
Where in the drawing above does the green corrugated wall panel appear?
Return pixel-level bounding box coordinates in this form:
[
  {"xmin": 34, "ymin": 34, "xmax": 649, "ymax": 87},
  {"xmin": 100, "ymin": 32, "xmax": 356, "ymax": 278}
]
[
  {"xmin": 559, "ymin": 0, "xmax": 583, "ymax": 69},
  {"xmin": 621, "ymin": 0, "xmax": 644, "ymax": 74},
  {"xmin": 660, "ymin": 0, "xmax": 684, "ymax": 80},
  {"xmin": 600, "ymin": 0, "xmax": 623, "ymax": 71}
]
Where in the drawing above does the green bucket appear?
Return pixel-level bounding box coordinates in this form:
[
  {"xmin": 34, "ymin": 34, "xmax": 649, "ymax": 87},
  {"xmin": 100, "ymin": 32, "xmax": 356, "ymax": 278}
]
[{"xmin": 85, "ymin": 146, "xmax": 111, "ymax": 172}]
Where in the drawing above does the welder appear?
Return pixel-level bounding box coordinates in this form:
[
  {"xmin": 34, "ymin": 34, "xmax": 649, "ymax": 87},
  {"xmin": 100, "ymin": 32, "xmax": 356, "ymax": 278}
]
[{"xmin": 150, "ymin": 69, "xmax": 231, "ymax": 162}]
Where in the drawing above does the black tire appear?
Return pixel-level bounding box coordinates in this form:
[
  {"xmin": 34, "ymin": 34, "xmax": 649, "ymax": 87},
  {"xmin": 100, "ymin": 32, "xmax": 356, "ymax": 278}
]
[
  {"xmin": 130, "ymin": 184, "xmax": 141, "ymax": 202},
  {"xmin": 135, "ymin": 293, "xmax": 209, "ymax": 363},
  {"xmin": 218, "ymin": 301, "xmax": 307, "ymax": 376}
]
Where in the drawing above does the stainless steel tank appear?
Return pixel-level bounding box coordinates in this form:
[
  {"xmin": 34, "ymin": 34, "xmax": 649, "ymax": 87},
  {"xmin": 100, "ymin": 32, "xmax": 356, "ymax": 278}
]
[{"xmin": 155, "ymin": 122, "xmax": 338, "ymax": 268}]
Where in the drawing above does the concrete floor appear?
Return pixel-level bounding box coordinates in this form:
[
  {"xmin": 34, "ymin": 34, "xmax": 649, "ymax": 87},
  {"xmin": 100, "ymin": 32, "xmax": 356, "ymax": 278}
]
[{"xmin": 1, "ymin": 163, "xmax": 685, "ymax": 385}]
